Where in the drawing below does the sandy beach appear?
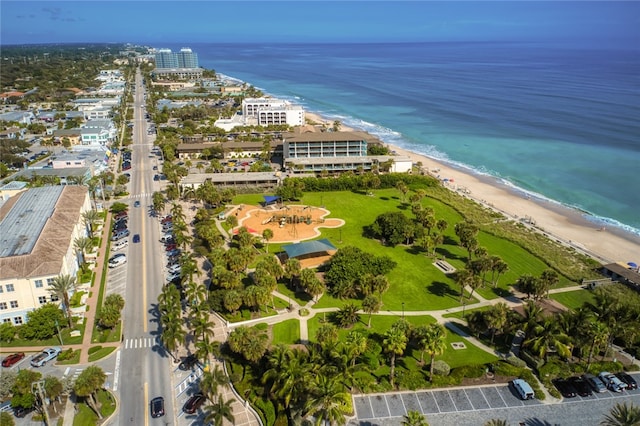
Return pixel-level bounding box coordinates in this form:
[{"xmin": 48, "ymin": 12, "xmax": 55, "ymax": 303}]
[{"xmin": 305, "ymin": 112, "xmax": 640, "ymax": 265}]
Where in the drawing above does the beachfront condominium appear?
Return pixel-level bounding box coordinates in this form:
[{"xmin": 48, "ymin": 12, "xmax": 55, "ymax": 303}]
[
  {"xmin": 154, "ymin": 47, "xmax": 199, "ymax": 69},
  {"xmin": 0, "ymin": 186, "xmax": 91, "ymax": 326},
  {"xmin": 241, "ymin": 98, "xmax": 305, "ymax": 127}
]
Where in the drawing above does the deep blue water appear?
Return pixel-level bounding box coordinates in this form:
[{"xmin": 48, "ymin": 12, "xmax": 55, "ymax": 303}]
[{"xmin": 171, "ymin": 42, "xmax": 640, "ymax": 235}]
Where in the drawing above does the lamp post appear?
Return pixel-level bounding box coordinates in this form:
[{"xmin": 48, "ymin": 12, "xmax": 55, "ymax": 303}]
[{"xmin": 402, "ymin": 302, "xmax": 405, "ymax": 320}]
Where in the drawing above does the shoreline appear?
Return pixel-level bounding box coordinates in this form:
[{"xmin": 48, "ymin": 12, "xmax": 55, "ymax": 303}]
[{"xmin": 304, "ymin": 112, "xmax": 640, "ymax": 264}]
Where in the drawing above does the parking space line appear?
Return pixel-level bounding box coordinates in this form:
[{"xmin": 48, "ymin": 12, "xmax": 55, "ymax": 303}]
[
  {"xmin": 415, "ymin": 392, "xmax": 425, "ymax": 414},
  {"xmin": 383, "ymin": 395, "xmax": 392, "ymax": 417},
  {"xmin": 432, "ymin": 391, "xmax": 441, "ymax": 413},
  {"xmin": 496, "ymin": 386, "xmax": 510, "ymax": 407},
  {"xmin": 447, "ymin": 390, "xmax": 458, "ymax": 411},
  {"xmin": 463, "ymin": 388, "xmax": 475, "ymax": 410}
]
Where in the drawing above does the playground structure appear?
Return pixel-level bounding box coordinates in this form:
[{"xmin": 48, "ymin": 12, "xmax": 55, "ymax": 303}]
[{"xmin": 236, "ymin": 204, "xmax": 344, "ymax": 243}]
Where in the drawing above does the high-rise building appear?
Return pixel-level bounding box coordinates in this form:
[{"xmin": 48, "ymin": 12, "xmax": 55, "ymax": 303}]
[{"xmin": 154, "ymin": 48, "xmax": 199, "ymax": 69}]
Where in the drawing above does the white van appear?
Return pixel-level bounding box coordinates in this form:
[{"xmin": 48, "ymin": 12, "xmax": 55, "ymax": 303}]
[
  {"xmin": 511, "ymin": 379, "xmax": 534, "ymax": 400},
  {"xmin": 112, "ymin": 239, "xmax": 129, "ymax": 251}
]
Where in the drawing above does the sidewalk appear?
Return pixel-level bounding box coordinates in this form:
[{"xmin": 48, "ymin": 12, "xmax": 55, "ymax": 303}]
[{"xmin": 78, "ymin": 210, "xmax": 113, "ymax": 364}]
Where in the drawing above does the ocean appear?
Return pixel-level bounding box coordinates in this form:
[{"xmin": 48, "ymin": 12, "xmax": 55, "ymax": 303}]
[{"xmin": 169, "ymin": 42, "xmax": 640, "ymax": 236}]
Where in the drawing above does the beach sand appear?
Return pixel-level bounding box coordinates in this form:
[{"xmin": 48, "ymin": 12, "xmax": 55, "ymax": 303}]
[{"xmin": 305, "ymin": 113, "xmax": 640, "ymax": 264}]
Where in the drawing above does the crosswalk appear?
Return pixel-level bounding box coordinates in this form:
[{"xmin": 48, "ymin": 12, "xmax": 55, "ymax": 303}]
[
  {"xmin": 129, "ymin": 192, "xmax": 153, "ymax": 199},
  {"xmin": 123, "ymin": 336, "xmax": 158, "ymax": 349}
]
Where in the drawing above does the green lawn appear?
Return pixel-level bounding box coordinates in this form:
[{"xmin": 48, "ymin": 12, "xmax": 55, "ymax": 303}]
[
  {"xmin": 72, "ymin": 389, "xmax": 116, "ymax": 426},
  {"xmin": 550, "ymin": 289, "xmax": 596, "ymax": 311},
  {"xmin": 88, "ymin": 346, "xmax": 117, "ymax": 362},
  {"xmin": 271, "ymin": 319, "xmax": 300, "ymax": 345},
  {"xmin": 306, "ymin": 313, "xmax": 497, "ymax": 371}
]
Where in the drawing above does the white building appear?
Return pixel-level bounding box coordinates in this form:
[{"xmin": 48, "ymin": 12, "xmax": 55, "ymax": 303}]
[
  {"xmin": 242, "ymin": 97, "xmax": 305, "ymax": 127},
  {"xmin": 0, "ymin": 186, "xmax": 91, "ymax": 325}
]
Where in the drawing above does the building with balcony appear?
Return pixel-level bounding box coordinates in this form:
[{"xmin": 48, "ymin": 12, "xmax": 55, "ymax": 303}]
[{"xmin": 0, "ymin": 186, "xmax": 91, "ymax": 325}]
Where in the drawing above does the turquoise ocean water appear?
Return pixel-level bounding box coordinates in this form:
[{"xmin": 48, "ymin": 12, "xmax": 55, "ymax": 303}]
[{"xmin": 169, "ymin": 42, "xmax": 640, "ymax": 236}]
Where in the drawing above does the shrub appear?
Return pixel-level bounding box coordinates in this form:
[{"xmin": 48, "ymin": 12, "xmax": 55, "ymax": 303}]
[
  {"xmin": 57, "ymin": 348, "xmax": 75, "ymax": 361},
  {"xmin": 450, "ymin": 364, "xmax": 485, "ymax": 380},
  {"xmin": 506, "ymin": 355, "xmax": 526, "ymax": 368},
  {"xmin": 432, "ymin": 360, "xmax": 451, "ymax": 376},
  {"xmin": 397, "ymin": 370, "xmax": 428, "ymax": 390}
]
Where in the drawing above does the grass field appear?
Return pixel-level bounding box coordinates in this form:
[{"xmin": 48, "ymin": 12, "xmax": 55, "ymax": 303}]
[
  {"xmin": 240, "ymin": 188, "xmax": 579, "ymax": 313},
  {"xmin": 550, "ymin": 288, "xmax": 596, "ymax": 311}
]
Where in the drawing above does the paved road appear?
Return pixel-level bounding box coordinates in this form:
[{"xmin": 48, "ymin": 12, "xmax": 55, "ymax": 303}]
[{"xmin": 112, "ymin": 69, "xmax": 175, "ymax": 426}]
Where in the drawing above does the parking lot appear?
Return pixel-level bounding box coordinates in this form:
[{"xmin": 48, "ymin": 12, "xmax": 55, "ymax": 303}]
[{"xmin": 353, "ymin": 373, "xmax": 640, "ymax": 421}]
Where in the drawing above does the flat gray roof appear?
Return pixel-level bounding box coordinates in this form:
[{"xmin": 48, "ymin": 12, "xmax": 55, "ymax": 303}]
[
  {"xmin": 181, "ymin": 172, "xmax": 280, "ymax": 185},
  {"xmin": 0, "ymin": 186, "xmax": 63, "ymax": 257}
]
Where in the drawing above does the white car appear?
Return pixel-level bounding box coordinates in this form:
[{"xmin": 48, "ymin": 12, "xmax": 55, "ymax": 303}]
[
  {"xmin": 167, "ymin": 264, "xmax": 181, "ymax": 274},
  {"xmin": 112, "ymin": 239, "xmax": 129, "ymax": 251},
  {"xmin": 599, "ymin": 372, "xmax": 628, "ymax": 392},
  {"xmin": 108, "ymin": 253, "xmax": 127, "ymax": 268}
]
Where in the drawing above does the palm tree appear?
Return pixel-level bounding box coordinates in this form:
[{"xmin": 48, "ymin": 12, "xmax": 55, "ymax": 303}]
[
  {"xmin": 82, "ymin": 209, "xmax": 101, "ymax": 238},
  {"xmin": 362, "ymin": 294, "xmax": 382, "ymax": 327},
  {"xmin": 402, "ymin": 410, "xmax": 429, "ymax": 426},
  {"xmin": 191, "ymin": 308, "xmax": 215, "ymax": 345},
  {"xmin": 383, "ymin": 326, "xmax": 408, "ymax": 388},
  {"xmin": 48, "ymin": 274, "xmax": 78, "ymax": 328},
  {"xmin": 263, "ymin": 346, "xmax": 309, "ymax": 414},
  {"xmin": 262, "ymin": 228, "xmax": 274, "ymax": 253},
  {"xmin": 203, "ymin": 395, "xmax": 236, "ymax": 426},
  {"xmin": 199, "ymin": 365, "xmax": 229, "ymax": 403},
  {"xmin": 334, "ymin": 303, "xmax": 359, "ymax": 328},
  {"xmin": 483, "ymin": 420, "xmax": 508, "ymax": 426},
  {"xmin": 486, "ymin": 302, "xmax": 509, "ymax": 345},
  {"xmin": 74, "ymin": 365, "xmax": 106, "ymax": 419},
  {"xmin": 524, "ymin": 317, "xmax": 572, "ymax": 361},
  {"xmin": 412, "ymin": 324, "xmax": 430, "ymax": 364},
  {"xmin": 160, "ymin": 312, "xmax": 186, "ymax": 362},
  {"xmin": 343, "ymin": 331, "xmax": 368, "ymax": 367},
  {"xmin": 305, "ymin": 374, "xmax": 350, "ymax": 426},
  {"xmin": 586, "ymin": 320, "xmax": 609, "ymax": 369},
  {"xmin": 425, "ymin": 324, "xmax": 447, "ymax": 381},
  {"xmin": 601, "ymin": 402, "xmax": 640, "ymax": 426},
  {"xmin": 74, "ymin": 236, "xmax": 93, "ymax": 272}
]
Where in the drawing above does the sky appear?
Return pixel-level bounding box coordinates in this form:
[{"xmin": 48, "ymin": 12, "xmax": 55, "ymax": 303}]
[{"xmin": 1, "ymin": 1, "xmax": 639, "ymax": 46}]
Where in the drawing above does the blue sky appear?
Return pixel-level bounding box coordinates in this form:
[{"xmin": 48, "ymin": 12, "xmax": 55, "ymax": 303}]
[{"xmin": 1, "ymin": 1, "xmax": 639, "ymax": 46}]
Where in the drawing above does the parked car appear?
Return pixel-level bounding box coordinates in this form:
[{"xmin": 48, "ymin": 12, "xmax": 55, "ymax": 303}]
[
  {"xmin": 108, "ymin": 253, "xmax": 127, "ymax": 268},
  {"xmin": 182, "ymin": 393, "xmax": 206, "ymax": 414},
  {"xmin": 161, "ymin": 215, "xmax": 172, "ymax": 224},
  {"xmin": 112, "ymin": 239, "xmax": 129, "ymax": 251},
  {"xmin": 13, "ymin": 406, "xmax": 34, "ymax": 418},
  {"xmin": 2, "ymin": 352, "xmax": 25, "ymax": 367},
  {"xmin": 568, "ymin": 376, "xmax": 593, "ymax": 397},
  {"xmin": 165, "ymin": 244, "xmax": 177, "ymax": 252},
  {"xmin": 30, "ymin": 347, "xmax": 62, "ymax": 367},
  {"xmin": 167, "ymin": 249, "xmax": 180, "ymax": 257},
  {"xmin": 167, "ymin": 264, "xmax": 181, "ymax": 274},
  {"xmin": 552, "ymin": 378, "xmax": 577, "ymax": 398},
  {"xmin": 111, "ymin": 230, "xmax": 130, "ymax": 241},
  {"xmin": 166, "ymin": 272, "xmax": 181, "ymax": 282},
  {"xmin": 583, "ymin": 373, "xmax": 607, "ymax": 393},
  {"xmin": 599, "ymin": 371, "xmax": 628, "ymax": 392},
  {"xmin": 178, "ymin": 354, "xmax": 199, "ymax": 371},
  {"xmin": 616, "ymin": 372, "xmax": 638, "ymax": 390},
  {"xmin": 510, "ymin": 379, "xmax": 534, "ymax": 400},
  {"xmin": 150, "ymin": 396, "xmax": 165, "ymax": 418}
]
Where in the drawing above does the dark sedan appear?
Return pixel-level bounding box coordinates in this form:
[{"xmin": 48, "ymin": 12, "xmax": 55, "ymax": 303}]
[
  {"xmin": 182, "ymin": 393, "xmax": 206, "ymax": 414},
  {"xmin": 568, "ymin": 376, "xmax": 593, "ymax": 397},
  {"xmin": 553, "ymin": 378, "xmax": 578, "ymax": 398},
  {"xmin": 150, "ymin": 397, "xmax": 164, "ymax": 418},
  {"xmin": 616, "ymin": 372, "xmax": 638, "ymax": 390}
]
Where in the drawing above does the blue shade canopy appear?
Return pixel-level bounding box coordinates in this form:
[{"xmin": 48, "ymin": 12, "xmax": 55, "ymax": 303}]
[
  {"xmin": 283, "ymin": 239, "xmax": 336, "ymax": 258},
  {"xmin": 263, "ymin": 195, "xmax": 281, "ymax": 204}
]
